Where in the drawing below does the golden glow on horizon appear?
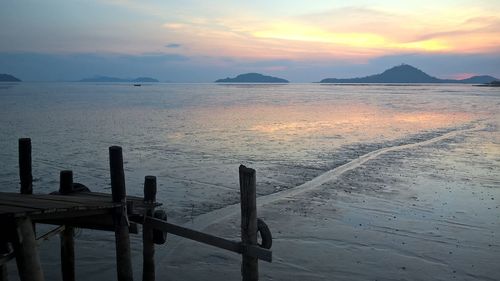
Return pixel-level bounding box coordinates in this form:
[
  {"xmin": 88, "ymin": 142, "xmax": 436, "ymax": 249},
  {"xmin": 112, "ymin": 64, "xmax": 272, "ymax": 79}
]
[
  {"xmin": 253, "ymin": 24, "xmax": 387, "ymax": 47},
  {"xmin": 160, "ymin": 5, "xmax": 500, "ymax": 60},
  {"xmin": 252, "ymin": 23, "xmax": 451, "ymax": 52}
]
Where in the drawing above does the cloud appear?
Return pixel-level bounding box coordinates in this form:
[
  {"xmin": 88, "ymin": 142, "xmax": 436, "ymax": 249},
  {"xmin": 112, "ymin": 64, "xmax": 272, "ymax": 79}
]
[
  {"xmin": 165, "ymin": 43, "xmax": 182, "ymax": 48},
  {"xmin": 126, "ymin": 52, "xmax": 189, "ymax": 62}
]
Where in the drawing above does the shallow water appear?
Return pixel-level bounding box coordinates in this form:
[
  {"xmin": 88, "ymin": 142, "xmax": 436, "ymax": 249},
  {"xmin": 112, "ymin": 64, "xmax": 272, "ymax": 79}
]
[{"xmin": 0, "ymin": 82, "xmax": 498, "ymax": 280}]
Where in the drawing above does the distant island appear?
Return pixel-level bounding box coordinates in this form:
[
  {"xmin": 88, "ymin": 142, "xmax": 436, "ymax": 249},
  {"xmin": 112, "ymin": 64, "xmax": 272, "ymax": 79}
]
[
  {"xmin": 215, "ymin": 73, "xmax": 289, "ymax": 83},
  {"xmin": 78, "ymin": 75, "xmax": 159, "ymax": 83},
  {"xmin": 0, "ymin": 74, "xmax": 21, "ymax": 82},
  {"xmin": 476, "ymin": 80, "xmax": 500, "ymax": 87},
  {"xmin": 320, "ymin": 64, "xmax": 498, "ymax": 84}
]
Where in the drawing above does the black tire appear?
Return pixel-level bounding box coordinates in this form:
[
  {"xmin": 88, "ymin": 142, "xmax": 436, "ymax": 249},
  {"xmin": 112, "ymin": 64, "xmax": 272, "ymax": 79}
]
[
  {"xmin": 153, "ymin": 209, "xmax": 167, "ymax": 245},
  {"xmin": 257, "ymin": 218, "xmax": 272, "ymax": 249}
]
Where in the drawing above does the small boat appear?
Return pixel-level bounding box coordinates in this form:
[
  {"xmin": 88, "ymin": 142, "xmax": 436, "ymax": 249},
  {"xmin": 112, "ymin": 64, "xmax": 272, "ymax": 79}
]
[{"xmin": 133, "ymin": 84, "xmax": 141, "ymax": 87}]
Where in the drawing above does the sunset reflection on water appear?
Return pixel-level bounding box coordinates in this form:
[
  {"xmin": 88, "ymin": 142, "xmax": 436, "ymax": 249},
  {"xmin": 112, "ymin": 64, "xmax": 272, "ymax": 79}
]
[{"xmin": 194, "ymin": 103, "xmax": 472, "ymax": 142}]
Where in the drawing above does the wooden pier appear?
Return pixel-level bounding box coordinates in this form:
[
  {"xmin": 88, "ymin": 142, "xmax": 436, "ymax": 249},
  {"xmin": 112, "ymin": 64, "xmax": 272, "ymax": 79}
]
[{"xmin": 0, "ymin": 139, "xmax": 272, "ymax": 281}]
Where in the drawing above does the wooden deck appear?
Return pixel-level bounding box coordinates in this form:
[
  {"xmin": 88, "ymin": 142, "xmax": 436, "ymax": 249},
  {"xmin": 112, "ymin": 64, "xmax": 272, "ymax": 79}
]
[
  {"xmin": 0, "ymin": 139, "xmax": 272, "ymax": 281},
  {"xmin": 0, "ymin": 192, "xmax": 158, "ymax": 219}
]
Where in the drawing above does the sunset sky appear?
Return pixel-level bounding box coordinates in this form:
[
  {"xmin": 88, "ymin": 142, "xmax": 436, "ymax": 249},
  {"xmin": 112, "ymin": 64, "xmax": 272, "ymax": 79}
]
[{"xmin": 1, "ymin": 0, "xmax": 499, "ymax": 82}]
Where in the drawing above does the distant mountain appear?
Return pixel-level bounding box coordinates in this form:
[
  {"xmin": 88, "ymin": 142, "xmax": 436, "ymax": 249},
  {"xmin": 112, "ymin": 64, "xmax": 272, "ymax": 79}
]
[
  {"xmin": 132, "ymin": 77, "xmax": 159, "ymax": 83},
  {"xmin": 78, "ymin": 75, "xmax": 159, "ymax": 82},
  {"xmin": 452, "ymin": 75, "xmax": 498, "ymax": 84},
  {"xmin": 0, "ymin": 74, "xmax": 21, "ymax": 82},
  {"xmin": 320, "ymin": 64, "xmax": 498, "ymax": 84},
  {"xmin": 215, "ymin": 73, "xmax": 289, "ymax": 83}
]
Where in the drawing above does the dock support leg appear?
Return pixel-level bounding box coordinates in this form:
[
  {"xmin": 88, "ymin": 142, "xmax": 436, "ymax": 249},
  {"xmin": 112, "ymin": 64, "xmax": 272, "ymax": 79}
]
[
  {"xmin": 142, "ymin": 176, "xmax": 156, "ymax": 281},
  {"xmin": 109, "ymin": 146, "xmax": 133, "ymax": 281},
  {"xmin": 59, "ymin": 171, "xmax": 75, "ymax": 281},
  {"xmin": 18, "ymin": 138, "xmax": 32, "ymax": 195},
  {"xmin": 239, "ymin": 165, "xmax": 258, "ymax": 281},
  {"xmin": 0, "ymin": 242, "xmax": 9, "ymax": 281},
  {"xmin": 0, "ymin": 266, "xmax": 6, "ymax": 281},
  {"xmin": 60, "ymin": 227, "xmax": 74, "ymax": 281},
  {"xmin": 12, "ymin": 217, "xmax": 44, "ymax": 281}
]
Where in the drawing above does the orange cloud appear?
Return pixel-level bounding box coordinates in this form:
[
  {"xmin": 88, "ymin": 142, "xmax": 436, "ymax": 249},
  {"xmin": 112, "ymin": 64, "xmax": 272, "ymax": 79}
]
[{"xmin": 160, "ymin": 6, "xmax": 500, "ymax": 61}]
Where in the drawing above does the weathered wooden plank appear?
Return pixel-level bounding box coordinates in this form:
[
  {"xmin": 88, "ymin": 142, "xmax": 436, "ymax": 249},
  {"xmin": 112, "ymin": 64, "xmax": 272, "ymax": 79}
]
[
  {"xmin": 31, "ymin": 208, "xmax": 114, "ymax": 221},
  {"xmin": 0, "ymin": 205, "xmax": 37, "ymax": 216},
  {"xmin": 38, "ymin": 213, "xmax": 138, "ymax": 234},
  {"xmin": 0, "ymin": 193, "xmax": 114, "ymax": 205},
  {"xmin": 144, "ymin": 217, "xmax": 272, "ymax": 262},
  {"xmin": 0, "ymin": 198, "xmax": 83, "ymax": 210}
]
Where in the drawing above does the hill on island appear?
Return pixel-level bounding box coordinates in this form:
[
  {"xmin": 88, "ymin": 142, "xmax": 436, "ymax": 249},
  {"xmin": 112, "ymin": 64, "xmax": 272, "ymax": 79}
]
[
  {"xmin": 78, "ymin": 75, "xmax": 159, "ymax": 82},
  {"xmin": 215, "ymin": 73, "xmax": 289, "ymax": 83},
  {"xmin": 0, "ymin": 74, "xmax": 21, "ymax": 82},
  {"xmin": 320, "ymin": 64, "xmax": 498, "ymax": 84}
]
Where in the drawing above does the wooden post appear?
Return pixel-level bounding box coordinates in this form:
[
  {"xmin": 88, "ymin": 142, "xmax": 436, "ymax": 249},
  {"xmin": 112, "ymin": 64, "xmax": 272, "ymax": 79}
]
[
  {"xmin": 12, "ymin": 217, "xmax": 44, "ymax": 281},
  {"xmin": 239, "ymin": 165, "xmax": 258, "ymax": 281},
  {"xmin": 109, "ymin": 146, "xmax": 133, "ymax": 281},
  {"xmin": 59, "ymin": 171, "xmax": 73, "ymax": 195},
  {"xmin": 142, "ymin": 176, "xmax": 156, "ymax": 281},
  {"xmin": 0, "ymin": 265, "xmax": 6, "ymax": 281},
  {"xmin": 59, "ymin": 171, "xmax": 75, "ymax": 281},
  {"xmin": 0, "ymin": 240, "xmax": 9, "ymax": 281},
  {"xmin": 0, "ymin": 242, "xmax": 8, "ymax": 281},
  {"xmin": 18, "ymin": 138, "xmax": 32, "ymax": 195}
]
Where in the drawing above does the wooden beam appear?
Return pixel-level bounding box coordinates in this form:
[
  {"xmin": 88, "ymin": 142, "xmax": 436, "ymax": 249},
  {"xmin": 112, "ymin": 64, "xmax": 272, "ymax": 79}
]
[
  {"xmin": 144, "ymin": 217, "xmax": 272, "ymax": 262},
  {"xmin": 36, "ymin": 225, "xmax": 65, "ymax": 245},
  {"xmin": 239, "ymin": 165, "xmax": 258, "ymax": 281},
  {"xmin": 109, "ymin": 146, "xmax": 133, "ymax": 281}
]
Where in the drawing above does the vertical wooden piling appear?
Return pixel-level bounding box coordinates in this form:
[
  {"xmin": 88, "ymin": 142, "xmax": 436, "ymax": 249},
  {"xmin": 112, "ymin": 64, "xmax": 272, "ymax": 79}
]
[
  {"xmin": 59, "ymin": 171, "xmax": 73, "ymax": 195},
  {"xmin": 109, "ymin": 146, "xmax": 133, "ymax": 281},
  {"xmin": 239, "ymin": 165, "xmax": 258, "ymax": 281},
  {"xmin": 18, "ymin": 138, "xmax": 32, "ymax": 195},
  {"xmin": 12, "ymin": 217, "xmax": 44, "ymax": 281},
  {"xmin": 59, "ymin": 171, "xmax": 75, "ymax": 281},
  {"xmin": 0, "ymin": 235, "xmax": 9, "ymax": 281},
  {"xmin": 142, "ymin": 176, "xmax": 156, "ymax": 281},
  {"xmin": 0, "ymin": 242, "xmax": 8, "ymax": 281},
  {"xmin": 0, "ymin": 265, "xmax": 6, "ymax": 281}
]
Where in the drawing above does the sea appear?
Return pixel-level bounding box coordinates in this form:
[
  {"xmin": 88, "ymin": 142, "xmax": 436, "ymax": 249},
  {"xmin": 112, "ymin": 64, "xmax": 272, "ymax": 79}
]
[{"xmin": 0, "ymin": 82, "xmax": 498, "ymax": 280}]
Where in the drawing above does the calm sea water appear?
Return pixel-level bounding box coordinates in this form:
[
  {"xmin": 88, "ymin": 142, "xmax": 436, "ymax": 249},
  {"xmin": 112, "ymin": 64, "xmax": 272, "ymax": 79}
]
[{"xmin": 0, "ymin": 82, "xmax": 498, "ymax": 279}]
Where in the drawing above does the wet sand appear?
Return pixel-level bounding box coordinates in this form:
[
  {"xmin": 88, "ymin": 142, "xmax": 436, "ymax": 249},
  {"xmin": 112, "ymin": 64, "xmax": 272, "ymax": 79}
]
[{"xmin": 158, "ymin": 120, "xmax": 499, "ymax": 280}]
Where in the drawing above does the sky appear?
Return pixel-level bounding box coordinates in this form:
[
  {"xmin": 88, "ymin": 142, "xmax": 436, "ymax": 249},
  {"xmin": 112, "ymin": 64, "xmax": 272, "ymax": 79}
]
[{"xmin": 1, "ymin": 0, "xmax": 499, "ymax": 82}]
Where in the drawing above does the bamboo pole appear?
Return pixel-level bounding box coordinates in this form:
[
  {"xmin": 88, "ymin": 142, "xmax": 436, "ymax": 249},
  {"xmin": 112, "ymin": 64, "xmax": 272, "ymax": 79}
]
[
  {"xmin": 142, "ymin": 176, "xmax": 156, "ymax": 281},
  {"xmin": 109, "ymin": 146, "xmax": 133, "ymax": 281},
  {"xmin": 59, "ymin": 171, "xmax": 75, "ymax": 281},
  {"xmin": 239, "ymin": 165, "xmax": 258, "ymax": 281}
]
